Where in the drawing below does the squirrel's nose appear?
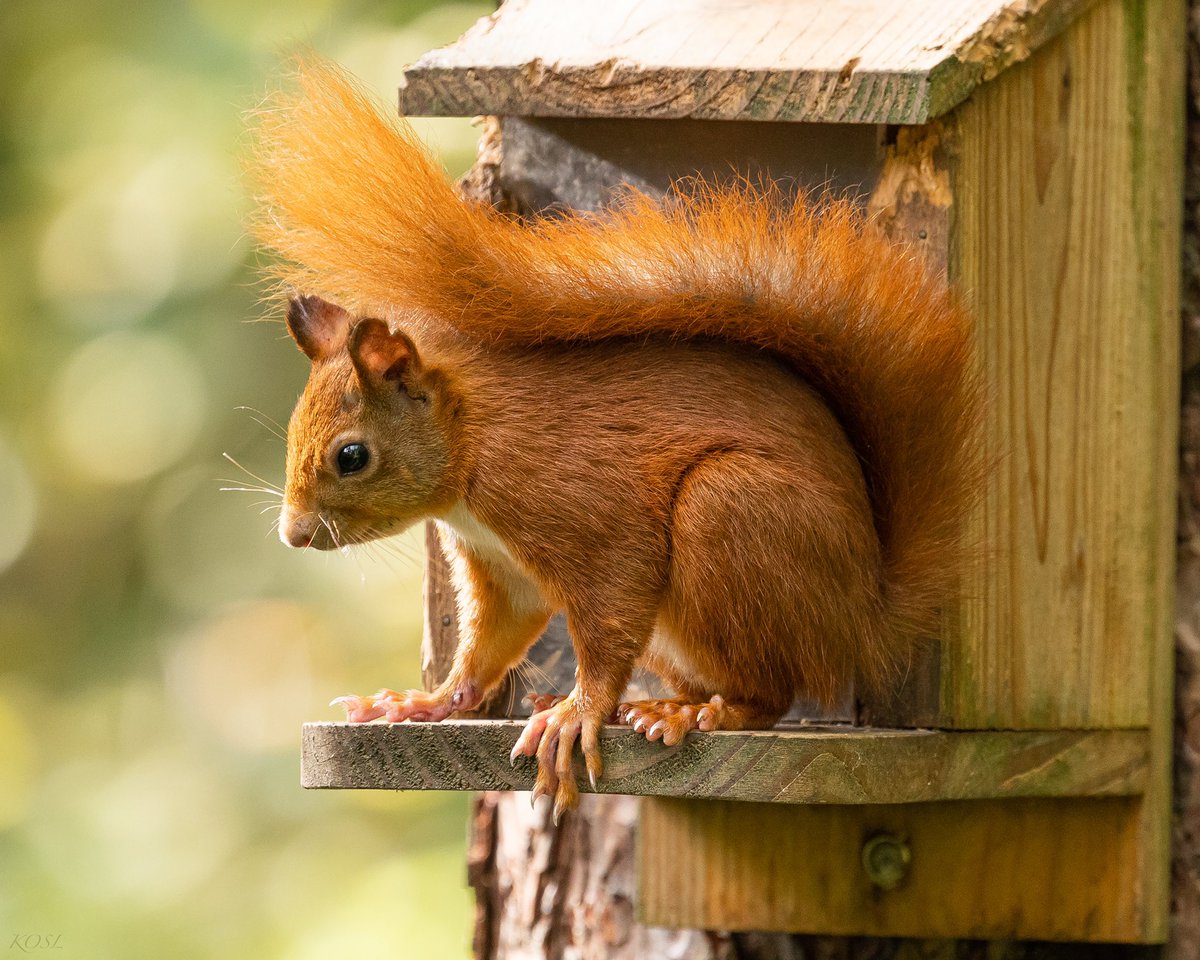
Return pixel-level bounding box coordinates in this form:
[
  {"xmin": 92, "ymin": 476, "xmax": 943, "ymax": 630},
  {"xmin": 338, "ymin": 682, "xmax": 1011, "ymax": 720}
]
[{"xmin": 279, "ymin": 504, "xmax": 316, "ymax": 548}]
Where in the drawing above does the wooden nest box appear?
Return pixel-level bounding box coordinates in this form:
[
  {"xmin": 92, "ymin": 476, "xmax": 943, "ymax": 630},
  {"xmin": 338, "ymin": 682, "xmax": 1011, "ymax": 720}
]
[{"xmin": 302, "ymin": 0, "xmax": 1184, "ymax": 943}]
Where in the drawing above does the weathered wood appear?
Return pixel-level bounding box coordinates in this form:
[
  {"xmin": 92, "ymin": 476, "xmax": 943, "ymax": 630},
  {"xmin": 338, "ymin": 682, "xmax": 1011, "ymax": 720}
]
[
  {"xmin": 639, "ymin": 796, "xmax": 1145, "ymax": 942},
  {"xmin": 1124, "ymin": 0, "xmax": 1187, "ymax": 945},
  {"xmin": 421, "ymin": 522, "xmax": 458, "ymax": 692},
  {"xmin": 856, "ymin": 120, "xmax": 953, "ymax": 728},
  {"xmin": 1172, "ymin": 4, "xmax": 1200, "ymax": 951},
  {"xmin": 399, "ymin": 0, "xmax": 1100, "ymax": 124},
  {"xmin": 302, "ymin": 720, "xmax": 1148, "ymax": 803},
  {"xmin": 946, "ymin": 0, "xmax": 1180, "ymax": 732},
  {"xmin": 497, "ymin": 116, "xmax": 884, "ymax": 215}
]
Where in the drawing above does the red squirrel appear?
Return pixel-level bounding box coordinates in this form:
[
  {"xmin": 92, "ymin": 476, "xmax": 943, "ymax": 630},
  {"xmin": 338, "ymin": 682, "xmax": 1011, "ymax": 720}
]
[{"xmin": 250, "ymin": 60, "xmax": 982, "ymax": 818}]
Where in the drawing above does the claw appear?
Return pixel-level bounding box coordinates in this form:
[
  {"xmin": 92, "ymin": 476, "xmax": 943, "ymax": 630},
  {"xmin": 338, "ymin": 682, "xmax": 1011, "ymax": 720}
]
[
  {"xmin": 553, "ymin": 780, "xmax": 577, "ymax": 824},
  {"xmin": 330, "ymin": 694, "xmax": 387, "ymax": 723},
  {"xmin": 512, "ymin": 709, "xmax": 550, "ymax": 759},
  {"xmin": 619, "ymin": 696, "xmax": 731, "ymax": 743},
  {"xmin": 581, "ymin": 717, "xmax": 603, "ymax": 792}
]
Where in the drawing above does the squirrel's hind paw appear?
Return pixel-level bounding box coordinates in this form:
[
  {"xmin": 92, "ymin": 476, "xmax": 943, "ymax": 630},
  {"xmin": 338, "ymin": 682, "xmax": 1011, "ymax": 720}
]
[{"xmin": 619, "ymin": 694, "xmax": 765, "ymax": 745}]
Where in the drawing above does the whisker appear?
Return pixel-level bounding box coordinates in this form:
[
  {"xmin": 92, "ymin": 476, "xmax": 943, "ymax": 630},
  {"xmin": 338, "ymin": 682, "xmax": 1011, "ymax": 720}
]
[
  {"xmin": 317, "ymin": 514, "xmax": 341, "ymax": 549},
  {"xmin": 325, "ymin": 517, "xmax": 371, "ymax": 583},
  {"xmin": 517, "ymin": 657, "xmax": 556, "ymax": 695},
  {"xmin": 361, "ymin": 542, "xmax": 403, "ymax": 575},
  {"xmin": 367, "ymin": 533, "xmax": 422, "ymax": 563},
  {"xmin": 219, "ymin": 485, "xmax": 284, "ymax": 497},
  {"xmin": 235, "ymin": 405, "xmax": 288, "ymax": 442},
  {"xmin": 354, "ymin": 527, "xmax": 419, "ymax": 575},
  {"xmin": 221, "ymin": 452, "xmax": 283, "ymax": 493}
]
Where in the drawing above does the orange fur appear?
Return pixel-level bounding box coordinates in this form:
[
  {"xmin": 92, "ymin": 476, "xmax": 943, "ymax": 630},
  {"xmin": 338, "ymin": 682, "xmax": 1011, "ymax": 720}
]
[{"xmin": 252, "ymin": 59, "xmax": 984, "ymax": 814}]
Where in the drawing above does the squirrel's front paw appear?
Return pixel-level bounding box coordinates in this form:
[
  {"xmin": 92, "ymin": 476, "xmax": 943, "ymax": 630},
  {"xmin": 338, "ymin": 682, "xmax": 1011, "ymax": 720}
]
[
  {"xmin": 332, "ymin": 682, "xmax": 480, "ymax": 723},
  {"xmin": 510, "ymin": 694, "xmax": 604, "ymax": 823}
]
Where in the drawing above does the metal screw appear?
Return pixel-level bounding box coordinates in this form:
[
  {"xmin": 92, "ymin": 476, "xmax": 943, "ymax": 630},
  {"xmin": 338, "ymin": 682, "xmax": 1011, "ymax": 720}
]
[
  {"xmin": 861, "ymin": 833, "xmax": 911, "ymax": 891},
  {"xmin": 442, "ymin": 614, "xmax": 452, "ymax": 626}
]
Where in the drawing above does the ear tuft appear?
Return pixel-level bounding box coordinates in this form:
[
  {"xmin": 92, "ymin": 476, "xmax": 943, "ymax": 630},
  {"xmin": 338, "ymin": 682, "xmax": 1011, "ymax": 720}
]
[
  {"xmin": 286, "ymin": 295, "xmax": 351, "ymax": 361},
  {"xmin": 348, "ymin": 318, "xmax": 421, "ymax": 387}
]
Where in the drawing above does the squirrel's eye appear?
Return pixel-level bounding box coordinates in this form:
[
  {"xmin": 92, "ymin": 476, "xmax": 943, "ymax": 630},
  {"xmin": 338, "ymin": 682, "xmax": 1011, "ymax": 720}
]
[{"xmin": 337, "ymin": 443, "xmax": 370, "ymax": 475}]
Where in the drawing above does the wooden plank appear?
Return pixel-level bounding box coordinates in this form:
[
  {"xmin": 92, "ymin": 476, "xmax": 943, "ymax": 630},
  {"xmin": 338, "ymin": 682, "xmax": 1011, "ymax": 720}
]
[
  {"xmin": 638, "ymin": 796, "xmax": 1145, "ymax": 941},
  {"xmin": 302, "ymin": 721, "xmax": 1149, "ymax": 803},
  {"xmin": 945, "ymin": 0, "xmax": 1178, "ymax": 731},
  {"xmin": 1123, "ymin": 0, "xmax": 1186, "ymax": 943},
  {"xmin": 398, "ymin": 0, "xmax": 1100, "ymax": 124},
  {"xmin": 421, "ymin": 522, "xmax": 458, "ymax": 692}
]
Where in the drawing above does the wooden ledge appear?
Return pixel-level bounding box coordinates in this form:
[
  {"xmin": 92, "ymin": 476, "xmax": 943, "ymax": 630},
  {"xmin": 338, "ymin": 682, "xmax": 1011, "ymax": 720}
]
[{"xmin": 302, "ymin": 721, "xmax": 1147, "ymax": 805}]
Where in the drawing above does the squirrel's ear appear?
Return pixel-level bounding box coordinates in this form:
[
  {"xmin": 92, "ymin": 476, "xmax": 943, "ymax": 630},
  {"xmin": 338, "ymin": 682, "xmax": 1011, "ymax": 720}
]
[
  {"xmin": 286, "ymin": 295, "xmax": 351, "ymax": 361},
  {"xmin": 348, "ymin": 318, "xmax": 422, "ymax": 390}
]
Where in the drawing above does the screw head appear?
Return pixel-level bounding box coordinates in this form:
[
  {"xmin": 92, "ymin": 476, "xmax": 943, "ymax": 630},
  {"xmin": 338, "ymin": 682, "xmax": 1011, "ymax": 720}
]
[
  {"xmin": 441, "ymin": 614, "xmax": 452, "ymax": 626},
  {"xmin": 861, "ymin": 833, "xmax": 911, "ymax": 891}
]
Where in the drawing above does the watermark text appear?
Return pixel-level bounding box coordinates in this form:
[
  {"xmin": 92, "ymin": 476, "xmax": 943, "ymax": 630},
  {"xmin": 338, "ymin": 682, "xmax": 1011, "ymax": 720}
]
[{"xmin": 9, "ymin": 936, "xmax": 63, "ymax": 953}]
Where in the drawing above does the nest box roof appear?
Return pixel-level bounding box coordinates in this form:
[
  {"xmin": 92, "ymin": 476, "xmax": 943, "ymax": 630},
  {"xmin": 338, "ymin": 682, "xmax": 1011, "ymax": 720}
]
[{"xmin": 398, "ymin": 0, "xmax": 1097, "ymax": 124}]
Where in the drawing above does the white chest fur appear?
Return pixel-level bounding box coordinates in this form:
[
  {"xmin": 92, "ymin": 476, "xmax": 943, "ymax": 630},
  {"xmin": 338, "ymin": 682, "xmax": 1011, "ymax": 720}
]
[
  {"xmin": 437, "ymin": 504, "xmax": 548, "ymax": 618},
  {"xmin": 439, "ymin": 502, "xmax": 516, "ymax": 565}
]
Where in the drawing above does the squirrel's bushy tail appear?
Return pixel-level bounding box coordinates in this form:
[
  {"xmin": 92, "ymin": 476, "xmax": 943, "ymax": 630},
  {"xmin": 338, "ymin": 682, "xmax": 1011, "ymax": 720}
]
[{"xmin": 251, "ymin": 60, "xmax": 984, "ymax": 685}]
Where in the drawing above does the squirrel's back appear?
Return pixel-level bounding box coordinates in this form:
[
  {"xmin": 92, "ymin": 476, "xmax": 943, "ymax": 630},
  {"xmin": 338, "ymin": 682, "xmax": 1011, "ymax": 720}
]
[{"xmin": 251, "ymin": 59, "xmax": 984, "ymax": 689}]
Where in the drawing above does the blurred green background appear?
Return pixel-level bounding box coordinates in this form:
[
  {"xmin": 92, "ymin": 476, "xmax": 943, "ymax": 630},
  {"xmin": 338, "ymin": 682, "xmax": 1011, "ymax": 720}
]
[{"xmin": 0, "ymin": 1, "xmax": 490, "ymax": 956}]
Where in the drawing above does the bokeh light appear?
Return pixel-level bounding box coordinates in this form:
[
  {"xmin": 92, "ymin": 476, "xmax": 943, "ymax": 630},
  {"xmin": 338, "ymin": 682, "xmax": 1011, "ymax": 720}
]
[
  {"xmin": 0, "ymin": 694, "xmax": 35, "ymax": 831},
  {"xmin": 168, "ymin": 600, "xmax": 322, "ymax": 752},
  {"xmin": 0, "ymin": 433, "xmax": 37, "ymax": 574},
  {"xmin": 0, "ymin": 0, "xmax": 487, "ymax": 955},
  {"xmin": 51, "ymin": 332, "xmax": 207, "ymax": 484}
]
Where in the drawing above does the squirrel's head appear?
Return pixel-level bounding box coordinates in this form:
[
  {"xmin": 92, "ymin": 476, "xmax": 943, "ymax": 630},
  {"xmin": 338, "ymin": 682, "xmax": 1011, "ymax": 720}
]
[{"xmin": 278, "ymin": 295, "xmax": 452, "ymax": 550}]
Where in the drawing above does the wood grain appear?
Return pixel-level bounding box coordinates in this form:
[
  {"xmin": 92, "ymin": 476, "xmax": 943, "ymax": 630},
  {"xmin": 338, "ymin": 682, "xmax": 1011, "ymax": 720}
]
[
  {"xmin": 1120, "ymin": 0, "xmax": 1186, "ymax": 943},
  {"xmin": 421, "ymin": 522, "xmax": 458, "ymax": 692},
  {"xmin": 639, "ymin": 796, "xmax": 1144, "ymax": 941},
  {"xmin": 946, "ymin": 0, "xmax": 1179, "ymax": 731},
  {"xmin": 398, "ymin": 0, "xmax": 1099, "ymax": 124},
  {"xmin": 302, "ymin": 720, "xmax": 1148, "ymax": 803}
]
